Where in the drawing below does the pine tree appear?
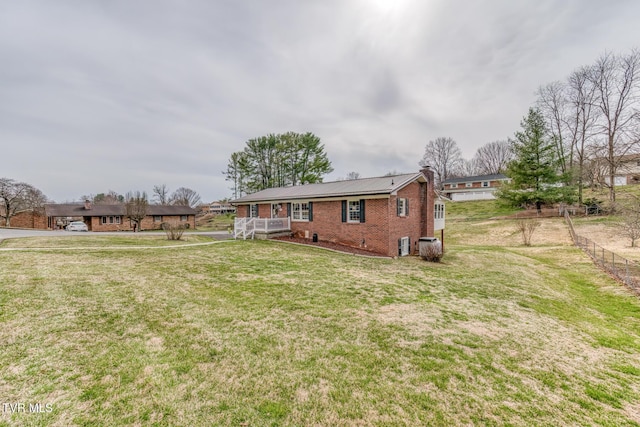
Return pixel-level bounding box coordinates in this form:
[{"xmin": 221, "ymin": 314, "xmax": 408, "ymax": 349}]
[{"xmin": 497, "ymin": 108, "xmax": 575, "ymax": 212}]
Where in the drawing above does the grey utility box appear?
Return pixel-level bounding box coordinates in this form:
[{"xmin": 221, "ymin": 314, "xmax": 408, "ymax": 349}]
[{"xmin": 419, "ymin": 237, "xmax": 442, "ymax": 258}]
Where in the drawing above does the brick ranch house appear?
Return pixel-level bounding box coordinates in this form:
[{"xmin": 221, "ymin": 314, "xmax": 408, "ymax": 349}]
[
  {"xmin": 4, "ymin": 202, "xmax": 196, "ymax": 231},
  {"xmin": 442, "ymin": 173, "xmax": 510, "ymax": 201},
  {"xmin": 231, "ymin": 169, "xmax": 445, "ymax": 257}
]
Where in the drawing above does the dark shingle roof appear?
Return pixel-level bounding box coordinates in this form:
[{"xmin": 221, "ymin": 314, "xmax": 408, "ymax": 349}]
[
  {"xmin": 231, "ymin": 173, "xmax": 426, "ymax": 204},
  {"xmin": 44, "ymin": 204, "xmax": 195, "ymax": 217}
]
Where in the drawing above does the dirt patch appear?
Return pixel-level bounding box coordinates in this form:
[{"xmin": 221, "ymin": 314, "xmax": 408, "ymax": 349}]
[
  {"xmin": 272, "ymin": 236, "xmax": 391, "ymax": 258},
  {"xmin": 494, "ymin": 208, "xmax": 563, "ymax": 219}
]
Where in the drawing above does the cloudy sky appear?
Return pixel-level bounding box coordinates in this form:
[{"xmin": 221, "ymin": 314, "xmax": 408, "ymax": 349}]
[{"xmin": 2, "ymin": 0, "xmax": 639, "ymax": 203}]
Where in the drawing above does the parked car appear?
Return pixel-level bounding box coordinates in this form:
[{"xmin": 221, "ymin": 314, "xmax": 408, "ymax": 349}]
[{"xmin": 67, "ymin": 221, "xmax": 88, "ymax": 232}]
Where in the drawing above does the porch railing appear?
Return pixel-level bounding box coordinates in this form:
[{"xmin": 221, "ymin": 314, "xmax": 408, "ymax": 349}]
[{"xmin": 234, "ymin": 217, "xmax": 291, "ymax": 240}]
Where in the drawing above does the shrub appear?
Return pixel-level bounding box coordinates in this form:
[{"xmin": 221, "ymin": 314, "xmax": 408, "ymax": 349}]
[
  {"xmin": 420, "ymin": 243, "xmax": 443, "ymax": 262},
  {"xmin": 516, "ymin": 218, "xmax": 541, "ymax": 246},
  {"xmin": 164, "ymin": 223, "xmax": 186, "ymax": 241}
]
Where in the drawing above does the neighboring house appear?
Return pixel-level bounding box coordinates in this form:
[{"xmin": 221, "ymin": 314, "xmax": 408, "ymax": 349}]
[
  {"xmin": 42, "ymin": 202, "xmax": 196, "ymax": 231},
  {"xmin": 591, "ymin": 153, "xmax": 640, "ymax": 186},
  {"xmin": 231, "ymin": 168, "xmax": 445, "ymax": 257},
  {"xmin": 442, "ymin": 174, "xmax": 510, "ymax": 201},
  {"xmin": 208, "ymin": 201, "xmax": 236, "ymax": 215},
  {"xmin": 0, "ymin": 208, "xmax": 46, "ymax": 229}
]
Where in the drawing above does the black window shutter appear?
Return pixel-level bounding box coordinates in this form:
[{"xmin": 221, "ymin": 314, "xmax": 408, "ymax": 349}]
[
  {"xmin": 398, "ymin": 238, "xmax": 402, "ymax": 256},
  {"xmin": 406, "ymin": 198, "xmax": 409, "ymax": 216},
  {"xmin": 359, "ymin": 199, "xmax": 366, "ymax": 223},
  {"xmin": 341, "ymin": 200, "xmax": 347, "ymax": 222},
  {"xmin": 287, "ymin": 203, "xmax": 291, "ymax": 218},
  {"xmin": 247, "ymin": 205, "xmax": 251, "ymax": 217},
  {"xmin": 397, "ymin": 198, "xmax": 401, "ymax": 216},
  {"xmin": 408, "ymin": 237, "xmax": 411, "ymax": 255},
  {"xmin": 308, "ymin": 202, "xmax": 313, "ymax": 222}
]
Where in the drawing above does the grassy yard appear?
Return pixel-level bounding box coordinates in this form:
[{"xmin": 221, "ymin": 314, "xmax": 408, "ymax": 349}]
[
  {"xmin": 1, "ymin": 217, "xmax": 640, "ymax": 425},
  {"xmin": 0, "ymin": 234, "xmax": 215, "ymax": 249}
]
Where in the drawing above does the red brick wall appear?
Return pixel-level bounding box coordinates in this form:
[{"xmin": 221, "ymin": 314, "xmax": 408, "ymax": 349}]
[
  {"xmin": 388, "ymin": 182, "xmax": 431, "ymax": 256},
  {"xmin": 2, "ymin": 211, "xmax": 47, "ymax": 229},
  {"xmin": 293, "ymin": 198, "xmax": 391, "ymax": 256}
]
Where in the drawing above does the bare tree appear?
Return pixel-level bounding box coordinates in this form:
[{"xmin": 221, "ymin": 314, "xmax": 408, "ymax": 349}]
[
  {"xmin": 419, "ymin": 137, "xmax": 463, "ymax": 188},
  {"xmin": 460, "ymin": 159, "xmax": 480, "ymax": 176},
  {"xmin": 537, "ymin": 81, "xmax": 571, "ymax": 175},
  {"xmin": 169, "ymin": 187, "xmax": 201, "ymax": 208},
  {"xmin": 620, "ymin": 196, "xmax": 640, "ymax": 247},
  {"xmin": 125, "ymin": 191, "xmax": 148, "ymax": 232},
  {"xmin": 588, "ymin": 49, "xmax": 640, "ymax": 202},
  {"xmin": 153, "ymin": 184, "xmax": 169, "ymax": 205},
  {"xmin": 472, "ymin": 140, "xmax": 513, "ymax": 175},
  {"xmin": 0, "ymin": 178, "xmax": 48, "ymax": 227},
  {"xmin": 345, "ymin": 171, "xmax": 361, "ymax": 180},
  {"xmin": 566, "ymin": 66, "xmax": 599, "ymax": 203}
]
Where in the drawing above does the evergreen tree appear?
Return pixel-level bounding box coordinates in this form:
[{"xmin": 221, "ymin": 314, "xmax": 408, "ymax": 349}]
[
  {"xmin": 497, "ymin": 108, "xmax": 575, "ymax": 212},
  {"xmin": 225, "ymin": 132, "xmax": 333, "ymax": 196}
]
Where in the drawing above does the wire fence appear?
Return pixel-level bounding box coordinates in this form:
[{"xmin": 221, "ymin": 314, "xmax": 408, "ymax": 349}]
[{"xmin": 564, "ymin": 211, "xmax": 640, "ymax": 295}]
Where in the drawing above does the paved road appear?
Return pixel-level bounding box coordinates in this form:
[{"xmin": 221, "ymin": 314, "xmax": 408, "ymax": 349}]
[{"xmin": 0, "ymin": 228, "xmax": 233, "ymax": 241}]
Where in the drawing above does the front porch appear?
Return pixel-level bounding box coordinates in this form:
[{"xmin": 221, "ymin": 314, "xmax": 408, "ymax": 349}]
[{"xmin": 234, "ymin": 217, "xmax": 291, "ymax": 240}]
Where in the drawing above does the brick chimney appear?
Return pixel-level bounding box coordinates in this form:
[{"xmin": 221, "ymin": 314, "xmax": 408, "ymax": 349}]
[
  {"xmin": 420, "ymin": 165, "xmax": 435, "ymax": 183},
  {"xmin": 420, "ymin": 166, "xmax": 436, "ymax": 237},
  {"xmin": 84, "ymin": 200, "xmax": 92, "ymax": 210}
]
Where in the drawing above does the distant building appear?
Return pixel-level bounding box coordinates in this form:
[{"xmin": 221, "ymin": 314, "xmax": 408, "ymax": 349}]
[
  {"xmin": 208, "ymin": 201, "xmax": 236, "ymax": 215},
  {"xmin": 442, "ymin": 174, "xmax": 510, "ymax": 201},
  {"xmin": 590, "ymin": 153, "xmax": 640, "ymax": 187}
]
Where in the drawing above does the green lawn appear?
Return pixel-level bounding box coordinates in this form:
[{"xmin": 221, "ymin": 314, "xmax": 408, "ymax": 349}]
[
  {"xmin": 1, "ymin": 226, "xmax": 639, "ymax": 425},
  {"xmin": 0, "ymin": 234, "xmax": 215, "ymax": 249}
]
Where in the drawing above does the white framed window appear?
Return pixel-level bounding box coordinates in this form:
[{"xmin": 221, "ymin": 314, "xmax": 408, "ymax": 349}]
[
  {"xmin": 153, "ymin": 215, "xmax": 162, "ymax": 222},
  {"xmin": 180, "ymin": 215, "xmax": 187, "ymax": 221},
  {"xmin": 434, "ymin": 203, "xmax": 445, "ymax": 220},
  {"xmin": 292, "ymin": 202, "xmax": 310, "ymax": 221},
  {"xmin": 397, "ymin": 198, "xmax": 408, "ymax": 217},
  {"xmin": 450, "ymin": 183, "xmax": 458, "ymax": 189},
  {"xmin": 348, "ymin": 200, "xmax": 361, "ymax": 223},
  {"xmin": 249, "ymin": 204, "xmax": 258, "ymax": 218},
  {"xmin": 109, "ymin": 216, "xmax": 114, "ymax": 224},
  {"xmin": 465, "ymin": 182, "xmax": 473, "ymax": 188},
  {"xmin": 115, "ymin": 216, "xmax": 121, "ymax": 224},
  {"xmin": 482, "ymin": 181, "xmax": 489, "ymax": 187},
  {"xmin": 101, "ymin": 216, "xmax": 107, "ymax": 224}
]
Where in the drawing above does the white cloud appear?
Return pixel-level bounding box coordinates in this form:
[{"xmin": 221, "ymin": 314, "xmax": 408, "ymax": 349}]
[{"xmin": 1, "ymin": 0, "xmax": 639, "ymax": 202}]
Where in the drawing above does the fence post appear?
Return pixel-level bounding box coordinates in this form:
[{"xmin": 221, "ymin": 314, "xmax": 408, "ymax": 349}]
[{"xmin": 612, "ymin": 253, "xmax": 615, "ymax": 275}]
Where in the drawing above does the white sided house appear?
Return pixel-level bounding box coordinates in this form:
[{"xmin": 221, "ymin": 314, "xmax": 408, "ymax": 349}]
[{"xmin": 442, "ymin": 174, "xmax": 510, "ymax": 201}]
